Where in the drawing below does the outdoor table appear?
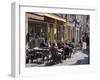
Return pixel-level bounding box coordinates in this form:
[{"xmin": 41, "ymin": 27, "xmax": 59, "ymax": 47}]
[
  {"xmin": 57, "ymin": 49, "xmax": 63, "ymax": 53},
  {"xmin": 33, "ymin": 47, "xmax": 49, "ymax": 63},
  {"xmin": 57, "ymin": 49, "xmax": 64, "ymax": 60}
]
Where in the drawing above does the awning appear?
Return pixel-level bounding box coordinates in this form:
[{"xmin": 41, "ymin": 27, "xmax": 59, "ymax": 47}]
[
  {"xmin": 43, "ymin": 13, "xmax": 66, "ymax": 22},
  {"xmin": 26, "ymin": 13, "xmax": 44, "ymax": 21},
  {"xmin": 26, "ymin": 12, "xmax": 66, "ymax": 23}
]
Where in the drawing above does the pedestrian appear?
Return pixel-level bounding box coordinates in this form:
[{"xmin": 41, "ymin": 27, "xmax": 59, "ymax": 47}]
[
  {"xmin": 86, "ymin": 35, "xmax": 89, "ymax": 53},
  {"xmin": 69, "ymin": 42, "xmax": 73, "ymax": 58},
  {"xmin": 82, "ymin": 40, "xmax": 87, "ymax": 54}
]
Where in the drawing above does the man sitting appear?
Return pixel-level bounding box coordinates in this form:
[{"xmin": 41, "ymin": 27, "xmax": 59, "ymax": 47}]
[{"xmin": 49, "ymin": 43, "xmax": 62, "ymax": 64}]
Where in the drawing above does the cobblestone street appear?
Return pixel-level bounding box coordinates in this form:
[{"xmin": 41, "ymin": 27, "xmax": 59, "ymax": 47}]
[
  {"xmin": 55, "ymin": 50, "xmax": 89, "ymax": 66},
  {"xmin": 26, "ymin": 50, "xmax": 89, "ymax": 67}
]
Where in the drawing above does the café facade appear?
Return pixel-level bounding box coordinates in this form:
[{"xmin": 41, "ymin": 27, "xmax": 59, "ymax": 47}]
[{"xmin": 25, "ymin": 12, "xmax": 66, "ymax": 49}]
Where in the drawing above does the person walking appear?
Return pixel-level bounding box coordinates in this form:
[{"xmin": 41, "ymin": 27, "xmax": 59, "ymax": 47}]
[
  {"xmin": 86, "ymin": 35, "xmax": 89, "ymax": 53},
  {"xmin": 82, "ymin": 40, "xmax": 87, "ymax": 54}
]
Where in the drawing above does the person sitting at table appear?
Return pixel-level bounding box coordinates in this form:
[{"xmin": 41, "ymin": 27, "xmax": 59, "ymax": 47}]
[
  {"xmin": 47, "ymin": 40, "xmax": 51, "ymax": 48},
  {"xmin": 57, "ymin": 41, "xmax": 62, "ymax": 49},
  {"xmin": 40, "ymin": 40, "xmax": 46, "ymax": 48},
  {"xmin": 68, "ymin": 42, "xmax": 74, "ymax": 58},
  {"xmin": 49, "ymin": 43, "xmax": 58, "ymax": 64},
  {"xmin": 54, "ymin": 40, "xmax": 58, "ymax": 49},
  {"xmin": 26, "ymin": 49, "xmax": 33, "ymax": 64},
  {"xmin": 50, "ymin": 43, "xmax": 62, "ymax": 64},
  {"xmin": 64, "ymin": 43, "xmax": 70, "ymax": 59}
]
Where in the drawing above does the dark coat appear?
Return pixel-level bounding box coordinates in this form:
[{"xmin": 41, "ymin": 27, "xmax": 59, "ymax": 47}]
[{"xmin": 64, "ymin": 46, "xmax": 69, "ymax": 56}]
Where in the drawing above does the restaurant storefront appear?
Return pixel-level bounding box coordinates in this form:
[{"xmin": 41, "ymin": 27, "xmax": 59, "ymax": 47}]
[{"xmin": 25, "ymin": 12, "xmax": 66, "ymax": 49}]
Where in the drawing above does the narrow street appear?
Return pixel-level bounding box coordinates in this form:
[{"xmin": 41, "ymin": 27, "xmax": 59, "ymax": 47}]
[
  {"xmin": 26, "ymin": 50, "xmax": 89, "ymax": 67},
  {"xmin": 56, "ymin": 50, "xmax": 89, "ymax": 66}
]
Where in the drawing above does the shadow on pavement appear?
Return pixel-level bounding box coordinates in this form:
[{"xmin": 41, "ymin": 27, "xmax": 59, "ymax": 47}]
[{"xmin": 72, "ymin": 57, "xmax": 90, "ymax": 65}]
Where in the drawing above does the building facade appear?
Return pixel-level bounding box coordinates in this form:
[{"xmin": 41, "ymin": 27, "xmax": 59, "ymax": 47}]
[
  {"xmin": 66, "ymin": 14, "xmax": 89, "ymax": 44},
  {"xmin": 25, "ymin": 12, "xmax": 89, "ymax": 49},
  {"xmin": 25, "ymin": 12, "xmax": 66, "ymax": 49}
]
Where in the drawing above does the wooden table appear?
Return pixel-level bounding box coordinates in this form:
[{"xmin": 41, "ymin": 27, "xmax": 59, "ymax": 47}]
[
  {"xmin": 57, "ymin": 49, "xmax": 64, "ymax": 60},
  {"xmin": 33, "ymin": 47, "xmax": 49, "ymax": 63}
]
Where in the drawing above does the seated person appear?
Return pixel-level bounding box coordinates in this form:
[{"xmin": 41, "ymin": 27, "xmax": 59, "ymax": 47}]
[
  {"xmin": 64, "ymin": 43, "xmax": 70, "ymax": 59},
  {"xmin": 50, "ymin": 43, "xmax": 62, "ymax": 64},
  {"xmin": 40, "ymin": 41, "xmax": 46, "ymax": 48}
]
